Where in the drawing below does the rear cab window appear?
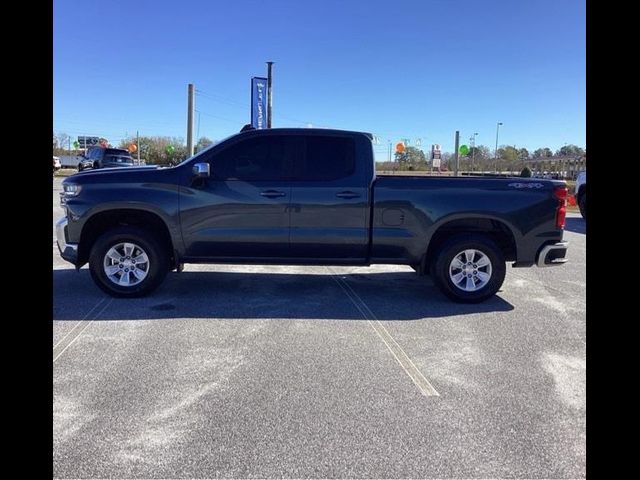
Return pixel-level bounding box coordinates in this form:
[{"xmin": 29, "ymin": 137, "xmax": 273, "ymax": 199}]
[{"xmin": 104, "ymin": 149, "xmax": 133, "ymax": 164}]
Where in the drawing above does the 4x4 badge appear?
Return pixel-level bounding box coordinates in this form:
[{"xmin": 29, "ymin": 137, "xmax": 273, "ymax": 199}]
[{"xmin": 508, "ymin": 182, "xmax": 544, "ymax": 189}]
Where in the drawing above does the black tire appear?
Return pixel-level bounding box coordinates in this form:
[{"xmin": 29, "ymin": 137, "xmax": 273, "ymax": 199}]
[
  {"xmin": 78, "ymin": 163, "xmax": 84, "ymax": 171},
  {"xmin": 89, "ymin": 226, "xmax": 169, "ymax": 298},
  {"xmin": 430, "ymin": 234, "xmax": 506, "ymax": 303},
  {"xmin": 578, "ymin": 193, "xmax": 586, "ymax": 219}
]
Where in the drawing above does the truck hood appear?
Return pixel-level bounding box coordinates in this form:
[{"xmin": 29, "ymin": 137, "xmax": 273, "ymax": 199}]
[
  {"xmin": 74, "ymin": 165, "xmax": 159, "ymax": 175},
  {"xmin": 64, "ymin": 165, "xmax": 177, "ymax": 185}
]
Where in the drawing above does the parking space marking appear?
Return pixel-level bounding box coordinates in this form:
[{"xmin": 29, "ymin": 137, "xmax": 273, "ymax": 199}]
[
  {"xmin": 53, "ymin": 298, "xmax": 112, "ymax": 363},
  {"xmin": 328, "ymin": 268, "xmax": 439, "ymax": 397},
  {"xmin": 53, "ymin": 297, "xmax": 107, "ymax": 350}
]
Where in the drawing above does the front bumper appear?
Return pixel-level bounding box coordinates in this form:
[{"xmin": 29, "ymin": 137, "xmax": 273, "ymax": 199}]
[
  {"xmin": 536, "ymin": 241, "xmax": 568, "ymax": 267},
  {"xmin": 56, "ymin": 217, "xmax": 78, "ymax": 265}
]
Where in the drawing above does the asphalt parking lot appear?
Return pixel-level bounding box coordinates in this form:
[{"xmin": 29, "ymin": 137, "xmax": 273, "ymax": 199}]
[{"xmin": 53, "ymin": 176, "xmax": 586, "ymax": 479}]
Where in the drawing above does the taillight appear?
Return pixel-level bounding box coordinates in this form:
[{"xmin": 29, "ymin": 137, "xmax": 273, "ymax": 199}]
[{"xmin": 553, "ymin": 186, "xmax": 568, "ymax": 229}]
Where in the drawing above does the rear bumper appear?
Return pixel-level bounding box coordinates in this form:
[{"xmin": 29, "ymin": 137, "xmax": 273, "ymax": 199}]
[
  {"xmin": 56, "ymin": 217, "xmax": 78, "ymax": 265},
  {"xmin": 536, "ymin": 241, "xmax": 568, "ymax": 267}
]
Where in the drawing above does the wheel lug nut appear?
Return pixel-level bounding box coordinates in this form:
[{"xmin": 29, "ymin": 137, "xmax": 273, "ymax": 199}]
[
  {"xmin": 473, "ymin": 270, "xmax": 477, "ymax": 274},
  {"xmin": 119, "ymin": 264, "xmax": 123, "ymax": 268}
]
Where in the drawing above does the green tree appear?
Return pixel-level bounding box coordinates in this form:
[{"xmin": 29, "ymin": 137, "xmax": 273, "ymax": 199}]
[
  {"xmin": 533, "ymin": 147, "xmax": 553, "ymax": 158},
  {"xmin": 497, "ymin": 146, "xmax": 518, "ymax": 162},
  {"xmin": 394, "ymin": 146, "xmax": 427, "ymax": 171},
  {"xmin": 119, "ymin": 135, "xmax": 188, "ymax": 166},
  {"xmin": 375, "ymin": 161, "xmax": 397, "ymax": 172},
  {"xmin": 556, "ymin": 144, "xmax": 585, "ymax": 157},
  {"xmin": 466, "ymin": 145, "xmax": 491, "ymax": 171},
  {"xmin": 195, "ymin": 136, "xmax": 214, "ymax": 153},
  {"xmin": 521, "ymin": 166, "xmax": 532, "ymax": 177},
  {"xmin": 517, "ymin": 148, "xmax": 530, "ymax": 160},
  {"xmin": 496, "ymin": 146, "xmax": 519, "ymax": 172}
]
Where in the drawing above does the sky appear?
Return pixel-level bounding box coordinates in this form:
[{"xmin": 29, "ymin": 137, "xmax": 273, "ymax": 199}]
[{"xmin": 53, "ymin": 0, "xmax": 586, "ymax": 161}]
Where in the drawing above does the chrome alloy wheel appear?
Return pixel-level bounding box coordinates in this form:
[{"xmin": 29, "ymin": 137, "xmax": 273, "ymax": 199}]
[
  {"xmin": 103, "ymin": 242, "xmax": 150, "ymax": 287},
  {"xmin": 449, "ymin": 249, "xmax": 492, "ymax": 292}
]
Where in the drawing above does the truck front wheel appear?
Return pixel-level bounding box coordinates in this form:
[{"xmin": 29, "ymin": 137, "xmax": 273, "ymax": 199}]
[
  {"xmin": 431, "ymin": 234, "xmax": 506, "ymax": 303},
  {"xmin": 89, "ymin": 226, "xmax": 169, "ymax": 297}
]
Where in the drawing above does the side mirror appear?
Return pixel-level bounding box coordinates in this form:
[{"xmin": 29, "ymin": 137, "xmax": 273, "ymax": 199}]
[{"xmin": 192, "ymin": 162, "xmax": 210, "ymax": 178}]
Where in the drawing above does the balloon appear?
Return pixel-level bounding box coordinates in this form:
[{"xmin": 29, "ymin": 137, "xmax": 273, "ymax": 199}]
[
  {"xmin": 165, "ymin": 145, "xmax": 175, "ymax": 154},
  {"xmin": 459, "ymin": 145, "xmax": 469, "ymax": 155},
  {"xmin": 128, "ymin": 143, "xmax": 137, "ymax": 153},
  {"xmin": 395, "ymin": 142, "xmax": 406, "ymax": 153},
  {"xmin": 72, "ymin": 141, "xmax": 79, "ymax": 149}
]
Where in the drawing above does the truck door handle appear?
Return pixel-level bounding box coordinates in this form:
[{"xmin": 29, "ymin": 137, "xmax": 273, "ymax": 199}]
[
  {"xmin": 336, "ymin": 191, "xmax": 360, "ymax": 199},
  {"xmin": 260, "ymin": 190, "xmax": 286, "ymax": 198}
]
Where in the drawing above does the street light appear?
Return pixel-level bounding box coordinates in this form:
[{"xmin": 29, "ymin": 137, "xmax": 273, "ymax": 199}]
[
  {"xmin": 494, "ymin": 122, "xmax": 503, "ymax": 174},
  {"xmin": 471, "ymin": 132, "xmax": 478, "ymax": 172}
]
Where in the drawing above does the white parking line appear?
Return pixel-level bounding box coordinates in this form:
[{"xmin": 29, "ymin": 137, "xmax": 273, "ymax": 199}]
[
  {"xmin": 53, "ymin": 297, "xmax": 107, "ymax": 350},
  {"xmin": 327, "ymin": 268, "xmax": 439, "ymax": 397},
  {"xmin": 53, "ymin": 298, "xmax": 113, "ymax": 363}
]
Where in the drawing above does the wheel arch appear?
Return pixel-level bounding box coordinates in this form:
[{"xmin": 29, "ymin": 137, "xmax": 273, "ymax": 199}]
[
  {"xmin": 421, "ymin": 215, "xmax": 519, "ymax": 273},
  {"xmin": 78, "ymin": 208, "xmax": 176, "ymax": 267}
]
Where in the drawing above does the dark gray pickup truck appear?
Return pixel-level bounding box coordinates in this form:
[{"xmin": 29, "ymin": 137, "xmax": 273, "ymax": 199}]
[{"xmin": 56, "ymin": 128, "xmax": 568, "ymax": 303}]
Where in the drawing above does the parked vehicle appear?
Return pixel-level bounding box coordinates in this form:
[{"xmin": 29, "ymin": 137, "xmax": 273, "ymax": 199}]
[
  {"xmin": 53, "ymin": 156, "xmax": 61, "ymax": 173},
  {"xmin": 78, "ymin": 147, "xmax": 134, "ymax": 171},
  {"xmin": 58, "ymin": 155, "xmax": 85, "ymax": 168},
  {"xmin": 56, "ymin": 128, "xmax": 569, "ymax": 303},
  {"xmin": 575, "ymin": 171, "xmax": 586, "ymax": 219}
]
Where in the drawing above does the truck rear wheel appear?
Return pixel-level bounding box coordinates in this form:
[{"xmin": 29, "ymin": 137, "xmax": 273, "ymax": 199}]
[
  {"xmin": 431, "ymin": 234, "xmax": 506, "ymax": 303},
  {"xmin": 89, "ymin": 226, "xmax": 169, "ymax": 297}
]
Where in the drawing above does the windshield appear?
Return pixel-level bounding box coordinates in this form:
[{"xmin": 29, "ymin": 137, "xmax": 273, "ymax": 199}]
[{"xmin": 175, "ymin": 132, "xmax": 239, "ymax": 167}]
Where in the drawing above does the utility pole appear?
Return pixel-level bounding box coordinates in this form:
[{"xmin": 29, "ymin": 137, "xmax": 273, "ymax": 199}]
[
  {"xmin": 494, "ymin": 122, "xmax": 503, "ymax": 174},
  {"xmin": 454, "ymin": 130, "xmax": 460, "ymax": 176},
  {"xmin": 187, "ymin": 83, "xmax": 195, "ymax": 157},
  {"xmin": 266, "ymin": 61, "xmax": 274, "ymax": 128},
  {"xmin": 136, "ymin": 130, "xmax": 140, "ymax": 164},
  {"xmin": 471, "ymin": 132, "xmax": 478, "ymax": 172}
]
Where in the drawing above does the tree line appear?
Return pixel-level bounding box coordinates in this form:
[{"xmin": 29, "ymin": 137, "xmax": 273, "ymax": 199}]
[
  {"xmin": 53, "ymin": 132, "xmax": 214, "ymax": 166},
  {"xmin": 375, "ymin": 144, "xmax": 585, "ymax": 172},
  {"xmin": 54, "ymin": 131, "xmax": 584, "ymax": 171}
]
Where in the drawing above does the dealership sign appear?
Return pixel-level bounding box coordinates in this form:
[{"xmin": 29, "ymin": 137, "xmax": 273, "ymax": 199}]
[{"xmin": 251, "ymin": 77, "xmax": 267, "ymax": 129}]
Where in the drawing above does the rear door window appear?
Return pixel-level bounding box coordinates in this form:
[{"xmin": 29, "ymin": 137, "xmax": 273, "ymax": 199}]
[{"xmin": 296, "ymin": 136, "xmax": 355, "ymax": 181}]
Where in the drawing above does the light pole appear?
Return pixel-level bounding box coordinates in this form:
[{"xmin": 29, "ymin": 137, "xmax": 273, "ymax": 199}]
[
  {"xmin": 494, "ymin": 122, "xmax": 503, "ymax": 174},
  {"xmin": 471, "ymin": 132, "xmax": 478, "ymax": 172}
]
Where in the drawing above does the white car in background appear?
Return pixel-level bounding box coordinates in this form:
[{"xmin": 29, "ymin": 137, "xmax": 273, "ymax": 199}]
[
  {"xmin": 53, "ymin": 156, "xmax": 61, "ymax": 173},
  {"xmin": 575, "ymin": 171, "xmax": 586, "ymax": 219}
]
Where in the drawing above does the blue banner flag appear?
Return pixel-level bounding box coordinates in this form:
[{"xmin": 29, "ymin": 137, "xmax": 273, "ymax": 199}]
[{"xmin": 251, "ymin": 77, "xmax": 268, "ymax": 129}]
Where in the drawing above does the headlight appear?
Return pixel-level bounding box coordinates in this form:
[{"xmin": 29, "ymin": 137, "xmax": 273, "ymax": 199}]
[{"xmin": 63, "ymin": 183, "xmax": 82, "ymax": 196}]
